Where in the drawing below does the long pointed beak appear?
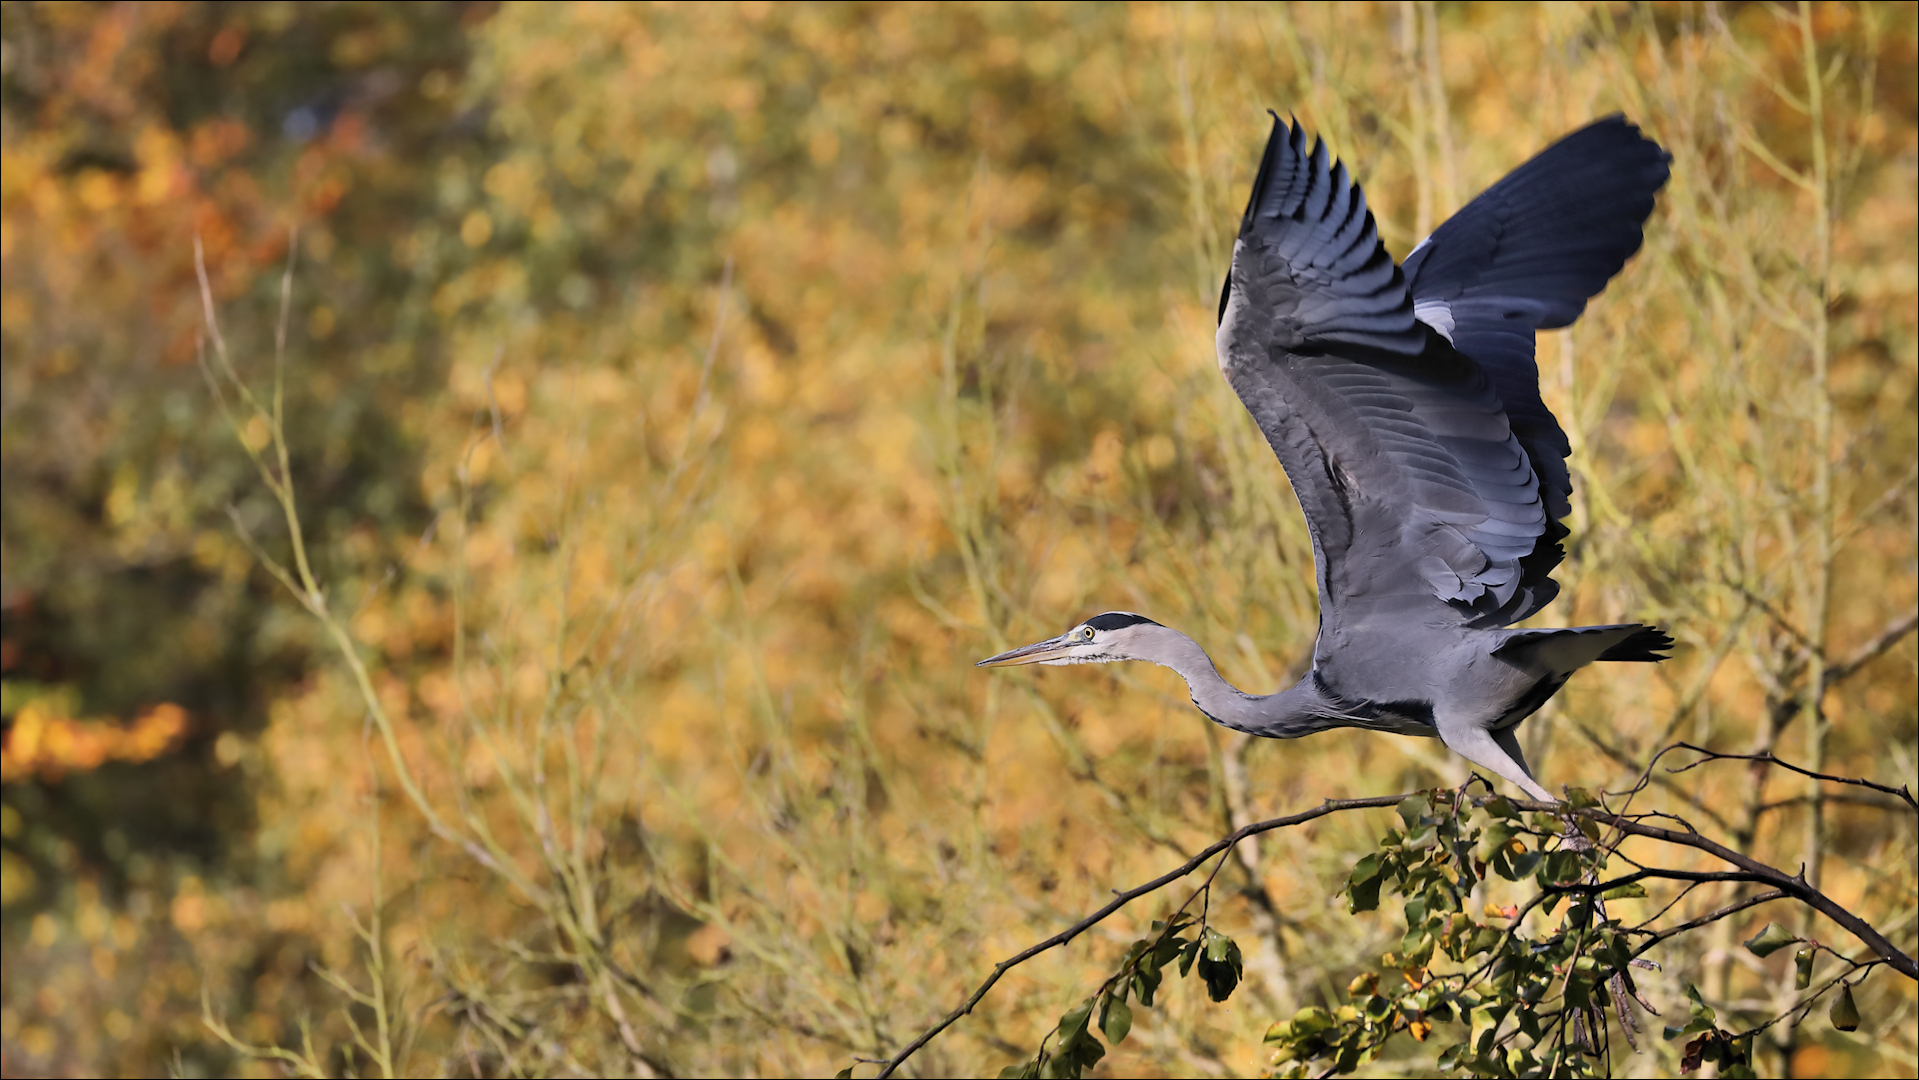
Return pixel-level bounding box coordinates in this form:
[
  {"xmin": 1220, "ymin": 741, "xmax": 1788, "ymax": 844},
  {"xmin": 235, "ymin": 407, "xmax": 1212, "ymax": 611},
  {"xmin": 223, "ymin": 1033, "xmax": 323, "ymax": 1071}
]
[{"xmin": 976, "ymin": 634, "xmax": 1077, "ymax": 668}]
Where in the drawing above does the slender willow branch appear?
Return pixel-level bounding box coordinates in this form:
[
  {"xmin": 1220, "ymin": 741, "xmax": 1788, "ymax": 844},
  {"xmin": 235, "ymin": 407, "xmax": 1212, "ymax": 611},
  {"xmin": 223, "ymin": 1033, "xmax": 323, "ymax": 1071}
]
[
  {"xmin": 875, "ymin": 794, "xmax": 1408, "ymax": 1079},
  {"xmin": 1668, "ymin": 743, "xmax": 1918, "ymax": 813},
  {"xmin": 1551, "ymin": 868, "xmax": 1792, "ymax": 894},
  {"xmin": 1550, "ymin": 805, "xmax": 1919, "ymax": 980},
  {"xmin": 1757, "ymin": 793, "xmax": 1912, "ymax": 816}
]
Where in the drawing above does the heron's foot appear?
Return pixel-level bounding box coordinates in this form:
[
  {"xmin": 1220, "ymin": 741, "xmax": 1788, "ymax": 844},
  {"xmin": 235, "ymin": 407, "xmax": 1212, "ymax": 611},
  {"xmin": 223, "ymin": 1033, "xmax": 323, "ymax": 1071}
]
[{"xmin": 1451, "ymin": 773, "xmax": 1496, "ymax": 812}]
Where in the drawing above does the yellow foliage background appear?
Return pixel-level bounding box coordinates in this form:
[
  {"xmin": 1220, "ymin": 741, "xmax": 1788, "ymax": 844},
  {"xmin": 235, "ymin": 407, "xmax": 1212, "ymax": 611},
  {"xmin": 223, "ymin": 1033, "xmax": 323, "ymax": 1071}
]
[{"xmin": 1, "ymin": 2, "xmax": 1913, "ymax": 1076}]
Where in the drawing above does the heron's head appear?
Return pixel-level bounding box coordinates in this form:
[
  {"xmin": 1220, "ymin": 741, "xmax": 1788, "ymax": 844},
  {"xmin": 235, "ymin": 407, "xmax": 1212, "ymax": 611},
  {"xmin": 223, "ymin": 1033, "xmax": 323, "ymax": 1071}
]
[{"xmin": 975, "ymin": 612, "xmax": 1164, "ymax": 668}]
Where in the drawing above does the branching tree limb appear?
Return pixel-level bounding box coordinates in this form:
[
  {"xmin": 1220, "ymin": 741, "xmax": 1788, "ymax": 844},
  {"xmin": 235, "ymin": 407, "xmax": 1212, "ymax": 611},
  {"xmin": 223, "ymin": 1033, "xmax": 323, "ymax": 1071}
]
[{"xmin": 877, "ymin": 742, "xmax": 1916, "ymax": 1079}]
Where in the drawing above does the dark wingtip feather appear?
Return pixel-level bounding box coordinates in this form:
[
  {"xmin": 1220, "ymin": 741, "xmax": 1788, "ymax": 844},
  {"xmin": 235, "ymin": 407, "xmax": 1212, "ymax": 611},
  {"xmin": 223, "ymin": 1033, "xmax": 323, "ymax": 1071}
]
[
  {"xmin": 1237, "ymin": 111, "xmax": 1289, "ymax": 237},
  {"xmin": 1221, "ymin": 111, "xmax": 1294, "ymax": 325}
]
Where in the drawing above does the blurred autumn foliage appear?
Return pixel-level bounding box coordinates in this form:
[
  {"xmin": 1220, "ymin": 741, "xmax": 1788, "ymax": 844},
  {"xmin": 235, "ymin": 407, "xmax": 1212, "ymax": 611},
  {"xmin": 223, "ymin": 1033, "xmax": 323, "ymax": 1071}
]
[{"xmin": 1, "ymin": 2, "xmax": 1913, "ymax": 1077}]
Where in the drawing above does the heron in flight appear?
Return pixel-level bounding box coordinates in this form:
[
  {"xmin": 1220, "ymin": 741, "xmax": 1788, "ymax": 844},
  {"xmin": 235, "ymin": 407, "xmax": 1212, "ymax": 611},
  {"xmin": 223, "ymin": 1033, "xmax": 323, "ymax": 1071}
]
[{"xmin": 978, "ymin": 115, "xmax": 1673, "ymax": 802}]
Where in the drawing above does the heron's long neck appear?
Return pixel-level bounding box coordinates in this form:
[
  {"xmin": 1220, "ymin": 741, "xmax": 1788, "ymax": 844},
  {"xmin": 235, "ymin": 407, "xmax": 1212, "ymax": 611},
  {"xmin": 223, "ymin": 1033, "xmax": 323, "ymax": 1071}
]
[{"xmin": 1139, "ymin": 626, "xmax": 1335, "ymax": 739}]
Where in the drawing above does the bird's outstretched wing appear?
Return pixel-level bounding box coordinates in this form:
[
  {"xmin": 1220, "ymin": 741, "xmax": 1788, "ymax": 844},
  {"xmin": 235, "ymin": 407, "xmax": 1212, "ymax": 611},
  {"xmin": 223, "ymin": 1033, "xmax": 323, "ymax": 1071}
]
[
  {"xmin": 1216, "ymin": 115, "xmax": 1550, "ymax": 633},
  {"xmin": 1401, "ymin": 116, "xmax": 1670, "ymax": 623}
]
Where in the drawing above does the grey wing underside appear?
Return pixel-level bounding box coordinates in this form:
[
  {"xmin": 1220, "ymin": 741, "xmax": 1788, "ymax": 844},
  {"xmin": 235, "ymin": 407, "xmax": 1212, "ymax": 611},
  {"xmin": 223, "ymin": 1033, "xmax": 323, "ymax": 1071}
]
[{"xmin": 1216, "ymin": 115, "xmax": 1551, "ymax": 633}]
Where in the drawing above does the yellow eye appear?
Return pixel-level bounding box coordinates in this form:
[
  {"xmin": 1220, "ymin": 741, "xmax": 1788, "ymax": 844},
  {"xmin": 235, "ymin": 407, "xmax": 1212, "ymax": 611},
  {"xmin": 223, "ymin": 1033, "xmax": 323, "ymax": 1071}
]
[{"xmin": 1080, "ymin": 626, "xmax": 1095, "ymax": 640}]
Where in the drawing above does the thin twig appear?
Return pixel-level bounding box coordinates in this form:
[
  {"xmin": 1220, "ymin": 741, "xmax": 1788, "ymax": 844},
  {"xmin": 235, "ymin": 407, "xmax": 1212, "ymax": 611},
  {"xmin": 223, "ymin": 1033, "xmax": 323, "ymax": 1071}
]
[{"xmin": 1669, "ymin": 743, "xmax": 1918, "ymax": 813}]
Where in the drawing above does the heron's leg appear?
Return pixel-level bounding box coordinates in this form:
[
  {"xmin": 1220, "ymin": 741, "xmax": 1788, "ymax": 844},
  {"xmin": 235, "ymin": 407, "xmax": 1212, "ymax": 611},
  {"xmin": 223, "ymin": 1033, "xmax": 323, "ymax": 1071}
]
[
  {"xmin": 1506, "ymin": 743, "xmax": 1658, "ymax": 1055},
  {"xmin": 1467, "ymin": 725, "xmax": 1652, "ymax": 1051},
  {"xmin": 1489, "ymin": 725, "xmax": 1544, "ymax": 796},
  {"xmin": 1434, "ymin": 716, "xmax": 1556, "ymax": 803},
  {"xmin": 1442, "ymin": 721, "xmax": 1643, "ymax": 1049}
]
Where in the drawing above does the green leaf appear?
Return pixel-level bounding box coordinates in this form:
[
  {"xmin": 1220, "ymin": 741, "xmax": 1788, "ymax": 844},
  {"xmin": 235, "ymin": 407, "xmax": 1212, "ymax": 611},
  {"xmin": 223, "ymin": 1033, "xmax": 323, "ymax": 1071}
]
[
  {"xmin": 1288, "ymin": 1005, "xmax": 1334, "ymax": 1035},
  {"xmin": 1201, "ymin": 925, "xmax": 1232, "ymax": 962},
  {"xmin": 1058, "ymin": 999, "xmax": 1093, "ymax": 1040},
  {"xmin": 1198, "ymin": 958, "xmax": 1238, "ymax": 1002},
  {"xmin": 1564, "ymin": 786, "xmax": 1600, "ymax": 808},
  {"xmin": 1134, "ymin": 933, "xmax": 1175, "ymax": 1004},
  {"xmin": 1542, "ymin": 849, "xmax": 1584, "ymax": 885},
  {"xmin": 1049, "ymin": 998, "xmax": 1106, "ymax": 1080},
  {"xmin": 1469, "ymin": 925, "xmax": 1503, "ymax": 956},
  {"xmin": 1469, "ymin": 1004, "xmax": 1503, "ymax": 1054},
  {"xmin": 1504, "ymin": 1045, "xmax": 1542, "ymax": 1076},
  {"xmin": 1099, "ymin": 995, "xmax": 1132, "ymax": 1046},
  {"xmin": 1664, "ymin": 984, "xmax": 1719, "ymax": 1040},
  {"xmin": 1485, "ymin": 795, "xmax": 1518, "ymax": 819},
  {"xmin": 1829, "ymin": 983, "xmax": 1859, "ymax": 1031},
  {"xmin": 1176, "ymin": 937, "xmax": 1201, "ymax": 977},
  {"xmin": 1506, "ymin": 849, "xmax": 1543, "ymax": 880},
  {"xmin": 1333, "ymin": 1034, "xmax": 1368, "ymax": 1073},
  {"xmin": 1397, "ymin": 793, "xmax": 1429, "ymax": 828},
  {"xmin": 1347, "ymin": 874, "xmax": 1381, "ymax": 914},
  {"xmin": 1131, "ymin": 964, "xmax": 1161, "ymax": 1008},
  {"xmin": 1599, "ymin": 881, "xmax": 1647, "ymax": 900},
  {"xmin": 1744, "ymin": 922, "xmax": 1798, "ymax": 957},
  {"xmin": 1402, "ymin": 930, "xmax": 1436, "ymax": 967},
  {"xmin": 1570, "ymin": 974, "xmax": 1602, "ymax": 1011},
  {"xmin": 1794, "ymin": 947, "xmax": 1814, "ymax": 990},
  {"xmin": 1063, "ymin": 1033, "xmax": 1104, "ymax": 1075},
  {"xmin": 834, "ymin": 1069, "xmax": 854, "ymax": 1079},
  {"xmin": 1150, "ymin": 933, "xmax": 1184, "ymax": 969},
  {"xmin": 1197, "ymin": 927, "xmax": 1243, "ymax": 1001},
  {"xmin": 1478, "ymin": 821, "xmax": 1515, "ymax": 859}
]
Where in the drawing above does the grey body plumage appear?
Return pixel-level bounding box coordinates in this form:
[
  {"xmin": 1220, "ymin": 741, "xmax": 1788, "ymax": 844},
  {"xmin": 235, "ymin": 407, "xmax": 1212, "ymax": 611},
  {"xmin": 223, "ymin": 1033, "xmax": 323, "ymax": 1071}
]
[{"xmin": 978, "ymin": 116, "xmax": 1675, "ymax": 802}]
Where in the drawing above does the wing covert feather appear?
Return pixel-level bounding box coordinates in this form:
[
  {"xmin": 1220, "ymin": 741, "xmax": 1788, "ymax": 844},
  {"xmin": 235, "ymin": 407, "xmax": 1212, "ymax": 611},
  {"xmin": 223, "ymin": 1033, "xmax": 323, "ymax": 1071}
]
[{"xmin": 1402, "ymin": 116, "xmax": 1670, "ymax": 622}]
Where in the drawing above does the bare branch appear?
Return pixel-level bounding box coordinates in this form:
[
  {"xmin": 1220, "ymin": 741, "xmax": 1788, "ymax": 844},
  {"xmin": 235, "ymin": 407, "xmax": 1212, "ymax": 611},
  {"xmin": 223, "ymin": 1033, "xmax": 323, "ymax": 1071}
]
[
  {"xmin": 1668, "ymin": 743, "xmax": 1918, "ymax": 813},
  {"xmin": 876, "ymin": 794, "xmax": 1408, "ymax": 1078},
  {"xmin": 1831, "ymin": 606, "xmax": 1919, "ymax": 683}
]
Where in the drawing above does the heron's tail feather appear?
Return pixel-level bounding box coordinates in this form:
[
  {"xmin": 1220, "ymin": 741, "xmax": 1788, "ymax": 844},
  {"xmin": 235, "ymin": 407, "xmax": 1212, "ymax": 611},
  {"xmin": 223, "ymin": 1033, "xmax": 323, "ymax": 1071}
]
[
  {"xmin": 1494, "ymin": 623, "xmax": 1673, "ymax": 671},
  {"xmin": 1596, "ymin": 625, "xmax": 1674, "ymax": 663}
]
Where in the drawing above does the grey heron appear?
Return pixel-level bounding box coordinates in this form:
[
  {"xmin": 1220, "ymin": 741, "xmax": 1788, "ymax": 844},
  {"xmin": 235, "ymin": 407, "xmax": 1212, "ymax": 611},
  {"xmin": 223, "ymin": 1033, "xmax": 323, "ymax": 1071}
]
[{"xmin": 979, "ymin": 115, "xmax": 1673, "ymax": 802}]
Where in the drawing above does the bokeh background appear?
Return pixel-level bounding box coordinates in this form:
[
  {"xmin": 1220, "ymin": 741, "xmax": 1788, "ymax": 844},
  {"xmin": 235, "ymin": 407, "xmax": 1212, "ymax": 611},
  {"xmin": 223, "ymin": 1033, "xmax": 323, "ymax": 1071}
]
[{"xmin": 2, "ymin": 2, "xmax": 1914, "ymax": 1076}]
